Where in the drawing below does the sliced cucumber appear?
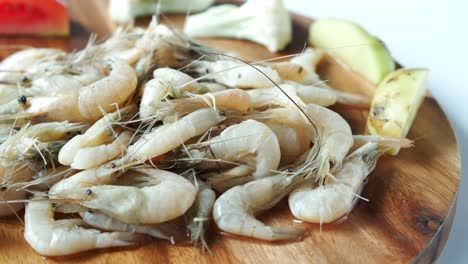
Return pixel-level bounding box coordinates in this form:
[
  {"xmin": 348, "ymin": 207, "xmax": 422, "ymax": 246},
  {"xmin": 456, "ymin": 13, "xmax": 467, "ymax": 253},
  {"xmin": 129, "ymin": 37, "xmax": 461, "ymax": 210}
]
[
  {"xmin": 309, "ymin": 18, "xmax": 395, "ymax": 84},
  {"xmin": 367, "ymin": 68, "xmax": 429, "ymax": 154}
]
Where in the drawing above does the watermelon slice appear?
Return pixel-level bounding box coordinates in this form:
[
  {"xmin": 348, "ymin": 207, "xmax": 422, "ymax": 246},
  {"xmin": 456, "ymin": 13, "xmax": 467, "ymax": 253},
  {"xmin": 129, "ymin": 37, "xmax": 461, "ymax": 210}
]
[{"xmin": 0, "ymin": 0, "xmax": 69, "ymax": 36}]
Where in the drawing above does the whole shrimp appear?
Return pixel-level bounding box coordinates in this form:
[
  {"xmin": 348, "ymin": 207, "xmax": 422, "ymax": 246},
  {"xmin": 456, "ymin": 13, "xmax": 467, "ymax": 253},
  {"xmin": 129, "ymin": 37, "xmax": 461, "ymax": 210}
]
[
  {"xmin": 247, "ymin": 83, "xmax": 370, "ymax": 109},
  {"xmin": 58, "ymin": 107, "xmax": 134, "ymax": 169},
  {"xmin": 213, "ymin": 170, "xmax": 314, "ymax": 241},
  {"xmin": 289, "ymin": 138, "xmax": 412, "ymax": 224},
  {"xmin": 186, "ymin": 59, "xmax": 282, "ymax": 89},
  {"xmin": 191, "ymin": 119, "xmax": 281, "ymax": 189},
  {"xmin": 122, "ymin": 108, "xmax": 225, "ymax": 163},
  {"xmin": 54, "ymin": 168, "xmax": 197, "ymax": 225},
  {"xmin": 24, "ymin": 200, "xmax": 142, "ymax": 256}
]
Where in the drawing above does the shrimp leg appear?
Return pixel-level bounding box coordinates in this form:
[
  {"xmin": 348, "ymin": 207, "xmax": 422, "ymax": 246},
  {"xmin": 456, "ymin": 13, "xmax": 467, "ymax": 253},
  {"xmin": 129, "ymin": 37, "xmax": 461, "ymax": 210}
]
[{"xmin": 80, "ymin": 210, "xmax": 185, "ymax": 244}]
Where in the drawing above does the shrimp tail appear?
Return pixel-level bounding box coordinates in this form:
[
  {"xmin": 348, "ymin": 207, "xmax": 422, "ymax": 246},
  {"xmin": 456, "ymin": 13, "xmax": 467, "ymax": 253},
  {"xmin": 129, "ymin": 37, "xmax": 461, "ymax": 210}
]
[
  {"xmin": 380, "ymin": 137, "xmax": 414, "ymax": 149},
  {"xmin": 353, "ymin": 135, "xmax": 414, "ymax": 150},
  {"xmin": 101, "ymin": 232, "xmax": 147, "ymax": 248},
  {"xmin": 270, "ymin": 226, "xmax": 310, "ymax": 241}
]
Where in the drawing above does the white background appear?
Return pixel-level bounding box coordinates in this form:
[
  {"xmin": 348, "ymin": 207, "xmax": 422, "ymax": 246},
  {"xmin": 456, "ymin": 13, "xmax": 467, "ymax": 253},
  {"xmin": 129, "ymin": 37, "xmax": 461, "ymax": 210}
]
[{"xmin": 284, "ymin": 0, "xmax": 468, "ymax": 263}]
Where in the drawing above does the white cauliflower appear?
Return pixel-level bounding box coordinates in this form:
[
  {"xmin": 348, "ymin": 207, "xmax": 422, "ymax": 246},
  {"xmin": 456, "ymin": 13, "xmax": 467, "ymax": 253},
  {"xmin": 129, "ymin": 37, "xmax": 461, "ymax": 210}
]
[
  {"xmin": 184, "ymin": 0, "xmax": 292, "ymax": 52},
  {"xmin": 109, "ymin": 0, "xmax": 215, "ymax": 23}
]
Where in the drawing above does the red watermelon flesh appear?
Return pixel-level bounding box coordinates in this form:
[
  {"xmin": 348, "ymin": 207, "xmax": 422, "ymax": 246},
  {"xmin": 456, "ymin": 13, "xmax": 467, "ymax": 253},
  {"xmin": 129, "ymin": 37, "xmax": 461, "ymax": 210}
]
[{"xmin": 0, "ymin": 0, "xmax": 69, "ymax": 36}]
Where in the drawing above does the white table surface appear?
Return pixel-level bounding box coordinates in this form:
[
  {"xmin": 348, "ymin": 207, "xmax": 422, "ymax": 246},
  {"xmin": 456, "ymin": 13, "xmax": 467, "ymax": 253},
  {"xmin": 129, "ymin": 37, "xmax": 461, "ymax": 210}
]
[{"xmin": 284, "ymin": 0, "xmax": 468, "ymax": 263}]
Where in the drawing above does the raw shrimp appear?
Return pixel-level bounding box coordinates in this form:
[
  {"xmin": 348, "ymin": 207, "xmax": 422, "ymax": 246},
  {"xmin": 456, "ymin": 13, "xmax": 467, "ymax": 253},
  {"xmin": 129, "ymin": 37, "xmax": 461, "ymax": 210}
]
[
  {"xmin": 247, "ymin": 83, "xmax": 370, "ymax": 109},
  {"xmin": 194, "ymin": 119, "xmax": 280, "ymax": 186},
  {"xmin": 2, "ymin": 59, "xmax": 137, "ymax": 122},
  {"xmin": 123, "ymin": 108, "xmax": 225, "ymax": 163},
  {"xmin": 187, "ymin": 59, "xmax": 282, "ymax": 88},
  {"xmin": 213, "ymin": 171, "xmax": 313, "ymax": 241},
  {"xmin": 76, "ymin": 169, "xmax": 197, "ymax": 224},
  {"xmin": 268, "ymin": 48, "xmax": 327, "ymax": 86},
  {"xmin": 154, "ymin": 88, "xmax": 251, "ymax": 121},
  {"xmin": 139, "ymin": 68, "xmax": 200, "ymax": 119},
  {"xmin": 294, "ymin": 82, "xmax": 370, "ymax": 107},
  {"xmin": 289, "ymin": 139, "xmax": 411, "ymax": 224},
  {"xmin": 59, "ymin": 108, "xmax": 133, "ymax": 169},
  {"xmin": 24, "ymin": 200, "xmax": 141, "ymax": 256},
  {"xmin": 81, "ymin": 210, "xmax": 185, "ymax": 244},
  {"xmin": 186, "ymin": 180, "xmax": 216, "ymax": 250}
]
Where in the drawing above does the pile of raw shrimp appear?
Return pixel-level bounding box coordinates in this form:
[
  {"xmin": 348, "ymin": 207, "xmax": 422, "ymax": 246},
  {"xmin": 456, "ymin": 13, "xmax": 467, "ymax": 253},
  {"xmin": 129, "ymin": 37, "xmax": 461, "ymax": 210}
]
[{"xmin": 0, "ymin": 18, "xmax": 412, "ymax": 256}]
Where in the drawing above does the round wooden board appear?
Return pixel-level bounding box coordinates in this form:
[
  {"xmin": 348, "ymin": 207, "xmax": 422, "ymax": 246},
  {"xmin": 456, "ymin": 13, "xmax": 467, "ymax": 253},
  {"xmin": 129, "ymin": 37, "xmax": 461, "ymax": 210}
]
[{"xmin": 0, "ymin": 12, "xmax": 460, "ymax": 264}]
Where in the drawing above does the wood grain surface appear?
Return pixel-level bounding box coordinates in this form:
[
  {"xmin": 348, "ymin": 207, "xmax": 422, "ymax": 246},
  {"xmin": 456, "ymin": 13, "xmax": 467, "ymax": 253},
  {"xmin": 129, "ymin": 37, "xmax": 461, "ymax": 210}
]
[{"xmin": 0, "ymin": 12, "xmax": 460, "ymax": 264}]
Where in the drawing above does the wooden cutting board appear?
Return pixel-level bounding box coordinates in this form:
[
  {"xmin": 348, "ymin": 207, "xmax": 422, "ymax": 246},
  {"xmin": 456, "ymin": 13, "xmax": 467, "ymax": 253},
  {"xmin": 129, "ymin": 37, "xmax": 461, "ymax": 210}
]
[{"xmin": 0, "ymin": 12, "xmax": 460, "ymax": 264}]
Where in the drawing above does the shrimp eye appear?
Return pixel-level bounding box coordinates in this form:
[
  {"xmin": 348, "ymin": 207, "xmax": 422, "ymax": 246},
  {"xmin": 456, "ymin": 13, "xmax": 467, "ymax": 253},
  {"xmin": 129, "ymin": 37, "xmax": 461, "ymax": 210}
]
[
  {"xmin": 219, "ymin": 110, "xmax": 226, "ymax": 116},
  {"xmin": 0, "ymin": 186, "xmax": 6, "ymax": 191},
  {"xmin": 362, "ymin": 154, "xmax": 369, "ymax": 162},
  {"xmin": 21, "ymin": 76, "xmax": 30, "ymax": 83},
  {"xmin": 85, "ymin": 189, "xmax": 93, "ymax": 196},
  {"xmin": 329, "ymin": 160, "xmax": 334, "ymax": 169},
  {"xmin": 26, "ymin": 193, "xmax": 34, "ymax": 199},
  {"xmin": 297, "ymin": 66, "xmax": 303, "ymax": 74},
  {"xmin": 18, "ymin": 95, "xmax": 27, "ymax": 104}
]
